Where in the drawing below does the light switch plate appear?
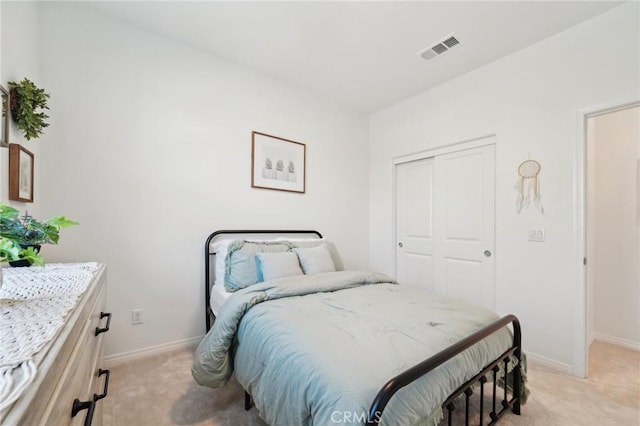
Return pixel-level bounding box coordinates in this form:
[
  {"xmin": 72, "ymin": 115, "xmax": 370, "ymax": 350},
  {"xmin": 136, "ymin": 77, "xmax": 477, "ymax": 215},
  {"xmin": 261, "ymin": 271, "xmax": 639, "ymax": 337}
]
[{"xmin": 529, "ymin": 228, "xmax": 545, "ymax": 242}]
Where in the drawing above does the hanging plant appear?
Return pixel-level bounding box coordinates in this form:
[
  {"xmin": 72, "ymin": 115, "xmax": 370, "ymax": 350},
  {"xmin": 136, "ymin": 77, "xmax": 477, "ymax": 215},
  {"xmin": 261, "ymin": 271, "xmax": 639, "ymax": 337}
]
[{"xmin": 8, "ymin": 78, "xmax": 50, "ymax": 141}]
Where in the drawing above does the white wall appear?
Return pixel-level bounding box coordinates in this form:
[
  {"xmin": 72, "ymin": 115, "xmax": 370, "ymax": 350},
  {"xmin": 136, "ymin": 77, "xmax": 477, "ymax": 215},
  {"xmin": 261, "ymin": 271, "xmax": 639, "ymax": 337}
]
[
  {"xmin": 588, "ymin": 106, "xmax": 640, "ymax": 349},
  {"xmin": 0, "ymin": 2, "xmax": 43, "ymax": 217},
  {"xmin": 369, "ymin": 3, "xmax": 639, "ymax": 371},
  {"xmin": 34, "ymin": 3, "xmax": 370, "ymax": 357}
]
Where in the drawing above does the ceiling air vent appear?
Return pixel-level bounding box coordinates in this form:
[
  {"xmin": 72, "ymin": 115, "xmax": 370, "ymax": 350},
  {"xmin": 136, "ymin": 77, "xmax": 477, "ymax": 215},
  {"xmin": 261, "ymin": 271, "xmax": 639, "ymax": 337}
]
[{"xmin": 418, "ymin": 34, "xmax": 461, "ymax": 62}]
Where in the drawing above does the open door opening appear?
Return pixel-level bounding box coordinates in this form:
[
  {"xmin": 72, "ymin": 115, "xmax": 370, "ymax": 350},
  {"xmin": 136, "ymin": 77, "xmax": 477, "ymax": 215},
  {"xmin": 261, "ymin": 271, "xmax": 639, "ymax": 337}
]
[{"xmin": 584, "ymin": 103, "xmax": 640, "ymax": 377}]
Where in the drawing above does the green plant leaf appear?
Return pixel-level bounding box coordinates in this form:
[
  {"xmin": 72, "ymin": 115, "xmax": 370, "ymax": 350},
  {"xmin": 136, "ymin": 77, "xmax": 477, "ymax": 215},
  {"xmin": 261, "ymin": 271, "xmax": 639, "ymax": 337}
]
[
  {"xmin": 0, "ymin": 238, "xmax": 22, "ymax": 262},
  {"xmin": 46, "ymin": 216, "xmax": 80, "ymax": 228},
  {"xmin": 20, "ymin": 245, "xmax": 44, "ymax": 266}
]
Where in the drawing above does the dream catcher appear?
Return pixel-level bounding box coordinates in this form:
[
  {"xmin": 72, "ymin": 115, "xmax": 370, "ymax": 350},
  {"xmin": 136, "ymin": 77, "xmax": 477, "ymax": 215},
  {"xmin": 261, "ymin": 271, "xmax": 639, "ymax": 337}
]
[{"xmin": 516, "ymin": 158, "xmax": 544, "ymax": 214}]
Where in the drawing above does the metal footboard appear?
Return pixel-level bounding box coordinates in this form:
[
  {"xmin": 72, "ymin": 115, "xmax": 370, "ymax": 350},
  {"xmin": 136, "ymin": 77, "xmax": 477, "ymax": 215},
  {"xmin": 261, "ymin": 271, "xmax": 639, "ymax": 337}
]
[{"xmin": 366, "ymin": 315, "xmax": 522, "ymax": 425}]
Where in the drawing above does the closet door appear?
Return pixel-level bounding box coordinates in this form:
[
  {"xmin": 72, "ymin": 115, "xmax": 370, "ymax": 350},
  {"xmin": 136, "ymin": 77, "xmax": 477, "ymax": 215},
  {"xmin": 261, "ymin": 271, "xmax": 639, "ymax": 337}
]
[
  {"xmin": 395, "ymin": 143, "xmax": 495, "ymax": 310},
  {"xmin": 433, "ymin": 144, "xmax": 495, "ymax": 309},
  {"xmin": 396, "ymin": 158, "xmax": 435, "ymax": 290}
]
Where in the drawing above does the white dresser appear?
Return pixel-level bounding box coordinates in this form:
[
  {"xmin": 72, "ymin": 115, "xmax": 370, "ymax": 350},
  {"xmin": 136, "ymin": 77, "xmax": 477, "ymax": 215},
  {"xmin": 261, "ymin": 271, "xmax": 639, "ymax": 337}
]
[{"xmin": 1, "ymin": 264, "xmax": 110, "ymax": 426}]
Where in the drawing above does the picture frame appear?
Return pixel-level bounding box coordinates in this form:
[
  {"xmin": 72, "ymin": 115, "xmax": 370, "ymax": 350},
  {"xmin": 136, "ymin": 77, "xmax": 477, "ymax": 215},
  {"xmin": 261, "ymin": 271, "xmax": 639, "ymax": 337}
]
[
  {"xmin": 9, "ymin": 143, "xmax": 34, "ymax": 202},
  {"xmin": 251, "ymin": 131, "xmax": 306, "ymax": 193},
  {"xmin": 1, "ymin": 84, "xmax": 9, "ymax": 148}
]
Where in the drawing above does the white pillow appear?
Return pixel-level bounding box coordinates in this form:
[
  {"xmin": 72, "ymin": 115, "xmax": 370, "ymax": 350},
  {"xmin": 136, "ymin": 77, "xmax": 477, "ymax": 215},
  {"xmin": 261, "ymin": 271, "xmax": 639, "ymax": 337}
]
[
  {"xmin": 293, "ymin": 244, "xmax": 336, "ymax": 275},
  {"xmin": 255, "ymin": 252, "xmax": 304, "ymax": 282},
  {"xmin": 275, "ymin": 237, "xmax": 345, "ymax": 271}
]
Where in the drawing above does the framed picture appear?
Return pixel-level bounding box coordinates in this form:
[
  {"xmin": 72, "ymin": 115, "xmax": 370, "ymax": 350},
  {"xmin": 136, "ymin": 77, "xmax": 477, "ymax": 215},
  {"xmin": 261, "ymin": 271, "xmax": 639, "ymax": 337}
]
[
  {"xmin": 9, "ymin": 143, "xmax": 34, "ymax": 202},
  {"xmin": 1, "ymin": 84, "xmax": 9, "ymax": 148},
  {"xmin": 251, "ymin": 131, "xmax": 306, "ymax": 193}
]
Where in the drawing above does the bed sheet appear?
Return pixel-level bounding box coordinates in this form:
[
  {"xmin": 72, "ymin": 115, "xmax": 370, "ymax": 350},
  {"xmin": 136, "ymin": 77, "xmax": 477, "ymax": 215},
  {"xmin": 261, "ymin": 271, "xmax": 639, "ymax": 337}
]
[{"xmin": 210, "ymin": 281, "xmax": 233, "ymax": 316}]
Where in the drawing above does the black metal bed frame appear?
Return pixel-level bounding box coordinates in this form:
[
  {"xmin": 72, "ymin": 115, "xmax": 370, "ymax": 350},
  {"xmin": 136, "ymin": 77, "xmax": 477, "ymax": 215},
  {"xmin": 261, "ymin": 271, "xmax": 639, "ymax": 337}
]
[{"xmin": 204, "ymin": 230, "xmax": 522, "ymax": 425}]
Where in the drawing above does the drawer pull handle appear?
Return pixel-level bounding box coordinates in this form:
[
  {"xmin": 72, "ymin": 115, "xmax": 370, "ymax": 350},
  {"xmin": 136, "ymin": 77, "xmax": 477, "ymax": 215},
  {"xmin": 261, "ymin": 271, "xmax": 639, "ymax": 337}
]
[
  {"xmin": 95, "ymin": 312, "xmax": 112, "ymax": 336},
  {"xmin": 72, "ymin": 398, "xmax": 95, "ymax": 426},
  {"xmin": 93, "ymin": 368, "xmax": 110, "ymax": 401}
]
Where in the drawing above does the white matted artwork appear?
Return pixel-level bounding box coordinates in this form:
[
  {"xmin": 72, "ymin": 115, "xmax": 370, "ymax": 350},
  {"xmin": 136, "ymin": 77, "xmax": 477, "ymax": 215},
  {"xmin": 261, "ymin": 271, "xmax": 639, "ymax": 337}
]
[{"xmin": 252, "ymin": 131, "xmax": 306, "ymax": 193}]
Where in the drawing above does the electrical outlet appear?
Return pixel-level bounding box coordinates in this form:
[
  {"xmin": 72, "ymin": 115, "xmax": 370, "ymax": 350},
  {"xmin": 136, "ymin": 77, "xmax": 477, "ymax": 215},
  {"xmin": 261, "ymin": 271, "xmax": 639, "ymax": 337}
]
[{"xmin": 131, "ymin": 309, "xmax": 143, "ymax": 325}]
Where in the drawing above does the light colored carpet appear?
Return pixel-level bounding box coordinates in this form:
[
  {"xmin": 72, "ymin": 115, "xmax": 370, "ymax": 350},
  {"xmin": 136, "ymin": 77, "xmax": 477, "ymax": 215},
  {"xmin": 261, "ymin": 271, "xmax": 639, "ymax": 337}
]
[{"xmin": 103, "ymin": 340, "xmax": 640, "ymax": 426}]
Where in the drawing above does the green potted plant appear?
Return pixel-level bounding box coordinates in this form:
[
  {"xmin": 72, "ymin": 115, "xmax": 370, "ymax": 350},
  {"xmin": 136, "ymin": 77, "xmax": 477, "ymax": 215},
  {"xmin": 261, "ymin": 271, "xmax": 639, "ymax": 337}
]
[
  {"xmin": 0, "ymin": 204, "xmax": 78, "ymax": 267},
  {"xmin": 8, "ymin": 78, "xmax": 50, "ymax": 141}
]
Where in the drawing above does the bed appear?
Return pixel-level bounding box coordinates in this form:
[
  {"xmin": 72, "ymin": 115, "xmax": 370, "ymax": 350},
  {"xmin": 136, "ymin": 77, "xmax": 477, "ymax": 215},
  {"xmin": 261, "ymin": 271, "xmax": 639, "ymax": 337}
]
[{"xmin": 193, "ymin": 230, "xmax": 526, "ymax": 425}]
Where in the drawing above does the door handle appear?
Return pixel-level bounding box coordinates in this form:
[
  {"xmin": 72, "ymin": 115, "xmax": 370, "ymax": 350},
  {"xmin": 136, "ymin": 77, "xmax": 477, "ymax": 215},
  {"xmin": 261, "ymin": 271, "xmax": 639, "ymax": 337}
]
[
  {"xmin": 398, "ymin": 242, "xmax": 403, "ymax": 248},
  {"xmin": 483, "ymin": 250, "xmax": 492, "ymax": 257}
]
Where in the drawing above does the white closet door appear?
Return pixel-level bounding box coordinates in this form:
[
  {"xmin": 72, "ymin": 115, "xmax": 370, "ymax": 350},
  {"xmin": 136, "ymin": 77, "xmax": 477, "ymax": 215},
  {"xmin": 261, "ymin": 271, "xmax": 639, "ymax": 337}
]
[
  {"xmin": 395, "ymin": 143, "xmax": 495, "ymax": 310},
  {"xmin": 396, "ymin": 158, "xmax": 434, "ymax": 290},
  {"xmin": 433, "ymin": 144, "xmax": 495, "ymax": 309}
]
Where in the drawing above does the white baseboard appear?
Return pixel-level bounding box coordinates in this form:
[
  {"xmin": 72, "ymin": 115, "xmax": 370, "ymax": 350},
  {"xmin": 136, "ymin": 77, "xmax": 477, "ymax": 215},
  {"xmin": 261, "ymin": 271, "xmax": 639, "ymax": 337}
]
[
  {"xmin": 104, "ymin": 335, "xmax": 204, "ymax": 367},
  {"xmin": 592, "ymin": 333, "xmax": 640, "ymax": 351},
  {"xmin": 524, "ymin": 351, "xmax": 573, "ymax": 375}
]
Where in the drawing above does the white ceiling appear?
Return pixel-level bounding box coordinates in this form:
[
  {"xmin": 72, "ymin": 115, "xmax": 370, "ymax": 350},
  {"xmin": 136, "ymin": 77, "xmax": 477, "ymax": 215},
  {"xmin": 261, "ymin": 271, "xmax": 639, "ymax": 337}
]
[{"xmin": 80, "ymin": 1, "xmax": 623, "ymax": 114}]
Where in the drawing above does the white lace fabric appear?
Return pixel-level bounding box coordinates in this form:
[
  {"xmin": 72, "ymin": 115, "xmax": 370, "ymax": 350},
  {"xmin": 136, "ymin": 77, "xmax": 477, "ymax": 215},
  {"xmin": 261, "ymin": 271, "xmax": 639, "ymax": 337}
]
[{"xmin": 0, "ymin": 263, "xmax": 100, "ymax": 412}]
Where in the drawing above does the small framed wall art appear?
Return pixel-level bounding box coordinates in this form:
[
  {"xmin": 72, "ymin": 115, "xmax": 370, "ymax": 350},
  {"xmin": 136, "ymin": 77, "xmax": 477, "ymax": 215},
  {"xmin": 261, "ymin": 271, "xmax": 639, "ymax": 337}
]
[
  {"xmin": 1, "ymin": 84, "xmax": 9, "ymax": 148},
  {"xmin": 9, "ymin": 143, "xmax": 34, "ymax": 202},
  {"xmin": 251, "ymin": 131, "xmax": 306, "ymax": 193}
]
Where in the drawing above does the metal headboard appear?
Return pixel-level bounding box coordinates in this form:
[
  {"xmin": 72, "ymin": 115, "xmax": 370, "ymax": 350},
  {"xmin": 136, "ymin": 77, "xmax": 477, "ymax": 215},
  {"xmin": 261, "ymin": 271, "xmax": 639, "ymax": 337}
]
[{"xmin": 204, "ymin": 229, "xmax": 323, "ymax": 331}]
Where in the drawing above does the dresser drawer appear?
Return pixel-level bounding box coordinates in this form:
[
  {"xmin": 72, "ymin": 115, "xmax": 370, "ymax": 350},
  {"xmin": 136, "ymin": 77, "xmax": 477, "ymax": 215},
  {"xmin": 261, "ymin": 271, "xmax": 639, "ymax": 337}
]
[
  {"xmin": 40, "ymin": 278, "xmax": 108, "ymax": 426},
  {"xmin": 44, "ymin": 318, "xmax": 96, "ymax": 425},
  {"xmin": 87, "ymin": 339, "xmax": 107, "ymax": 426},
  {"xmin": 86, "ymin": 288, "xmax": 109, "ymax": 426}
]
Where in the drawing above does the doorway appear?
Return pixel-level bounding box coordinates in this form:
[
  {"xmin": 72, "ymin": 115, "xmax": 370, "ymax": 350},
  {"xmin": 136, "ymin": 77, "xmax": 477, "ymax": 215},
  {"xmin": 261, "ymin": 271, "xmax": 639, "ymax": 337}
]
[
  {"xmin": 394, "ymin": 136, "xmax": 495, "ymax": 310},
  {"xmin": 584, "ymin": 103, "xmax": 640, "ymax": 377}
]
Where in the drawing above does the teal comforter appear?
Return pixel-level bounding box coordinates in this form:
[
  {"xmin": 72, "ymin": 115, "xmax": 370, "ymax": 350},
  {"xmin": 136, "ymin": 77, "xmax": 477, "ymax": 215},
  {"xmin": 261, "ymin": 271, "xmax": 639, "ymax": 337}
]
[{"xmin": 192, "ymin": 271, "xmax": 520, "ymax": 425}]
